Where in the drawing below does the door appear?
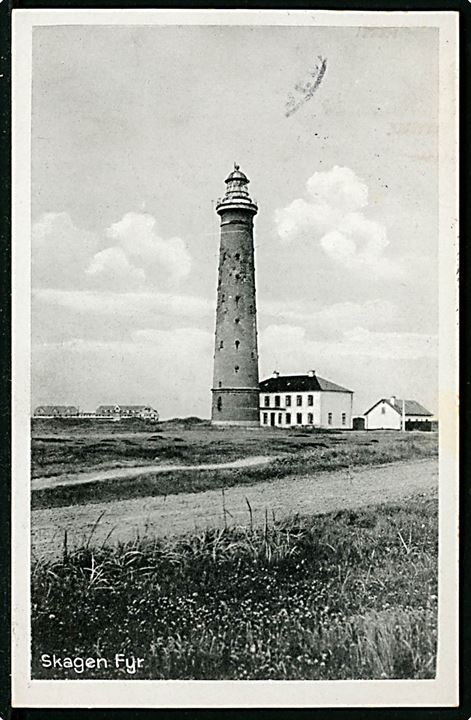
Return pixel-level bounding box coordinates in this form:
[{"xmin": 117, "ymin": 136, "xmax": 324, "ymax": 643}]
[{"xmin": 270, "ymin": 412, "xmax": 276, "ymax": 426}]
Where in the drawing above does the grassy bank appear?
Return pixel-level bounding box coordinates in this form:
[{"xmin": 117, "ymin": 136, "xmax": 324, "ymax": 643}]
[
  {"xmin": 32, "ymin": 431, "xmax": 437, "ymax": 509},
  {"xmin": 32, "ymin": 418, "xmax": 213, "ymax": 478},
  {"xmin": 32, "ymin": 494, "xmax": 437, "ymax": 680}
]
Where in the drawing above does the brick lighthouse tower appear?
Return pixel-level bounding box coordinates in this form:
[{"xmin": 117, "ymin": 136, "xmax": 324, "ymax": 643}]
[{"xmin": 211, "ymin": 164, "xmax": 260, "ymax": 426}]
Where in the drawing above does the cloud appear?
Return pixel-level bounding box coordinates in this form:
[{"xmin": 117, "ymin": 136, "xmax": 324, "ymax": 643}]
[
  {"xmin": 260, "ymin": 323, "xmax": 437, "ymax": 367},
  {"xmin": 260, "ymin": 298, "xmax": 398, "ymax": 337},
  {"xmin": 32, "ymin": 210, "xmax": 192, "ymax": 292},
  {"xmin": 274, "ymin": 166, "xmax": 401, "ymax": 278},
  {"xmin": 34, "ymin": 288, "xmax": 214, "ymax": 320},
  {"xmin": 34, "ymin": 289, "xmax": 405, "ymax": 356},
  {"xmin": 104, "ymin": 212, "xmax": 191, "ymax": 283},
  {"xmin": 32, "ymin": 287, "xmax": 215, "ymax": 346},
  {"xmin": 275, "ymin": 198, "xmax": 334, "ymax": 242},
  {"xmin": 86, "ymin": 247, "xmax": 145, "ymax": 288},
  {"xmin": 306, "ymin": 166, "xmax": 368, "ymax": 213},
  {"xmin": 32, "ymin": 212, "xmax": 101, "ymax": 289}
]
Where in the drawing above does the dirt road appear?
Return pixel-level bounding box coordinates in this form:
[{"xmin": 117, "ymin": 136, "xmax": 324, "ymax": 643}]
[
  {"xmin": 32, "ymin": 455, "xmax": 273, "ymax": 491},
  {"xmin": 31, "ymin": 457, "xmax": 437, "ymax": 559}
]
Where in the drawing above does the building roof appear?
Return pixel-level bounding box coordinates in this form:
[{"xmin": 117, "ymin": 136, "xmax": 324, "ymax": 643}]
[
  {"xmin": 259, "ymin": 374, "xmax": 353, "ymax": 394},
  {"xmin": 96, "ymin": 405, "xmax": 156, "ymax": 412},
  {"xmin": 120, "ymin": 405, "xmax": 153, "ymax": 411},
  {"xmin": 364, "ymin": 398, "xmax": 433, "ymax": 417},
  {"xmin": 34, "ymin": 405, "xmax": 78, "ymax": 413}
]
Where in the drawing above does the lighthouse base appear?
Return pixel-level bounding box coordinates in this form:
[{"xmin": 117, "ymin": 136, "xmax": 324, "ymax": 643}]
[
  {"xmin": 211, "ymin": 388, "xmax": 260, "ymax": 426},
  {"xmin": 212, "ymin": 419, "xmax": 260, "ymax": 427}
]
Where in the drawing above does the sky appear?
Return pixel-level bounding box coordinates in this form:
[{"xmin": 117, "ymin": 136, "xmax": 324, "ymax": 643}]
[{"xmin": 31, "ymin": 23, "xmax": 439, "ymax": 418}]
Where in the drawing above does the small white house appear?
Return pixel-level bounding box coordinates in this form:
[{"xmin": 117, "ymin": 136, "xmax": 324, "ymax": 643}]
[
  {"xmin": 259, "ymin": 370, "xmax": 353, "ymax": 429},
  {"xmin": 364, "ymin": 396, "xmax": 434, "ymax": 430}
]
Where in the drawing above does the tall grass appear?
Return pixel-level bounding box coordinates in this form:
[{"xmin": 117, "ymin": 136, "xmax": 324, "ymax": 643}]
[{"xmin": 32, "ymin": 494, "xmax": 437, "ymax": 680}]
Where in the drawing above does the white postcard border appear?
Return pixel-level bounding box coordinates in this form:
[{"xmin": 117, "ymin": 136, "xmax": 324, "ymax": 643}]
[{"xmin": 11, "ymin": 8, "xmax": 459, "ymax": 709}]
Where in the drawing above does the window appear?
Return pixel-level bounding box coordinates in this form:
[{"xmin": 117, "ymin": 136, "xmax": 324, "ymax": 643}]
[
  {"xmin": 217, "ymin": 397, "xmax": 222, "ymax": 412},
  {"xmin": 308, "ymin": 394, "xmax": 313, "ymax": 406},
  {"xmin": 235, "ymin": 318, "xmax": 240, "ymax": 324},
  {"xmin": 286, "ymin": 413, "xmax": 291, "ymax": 425},
  {"xmin": 286, "ymin": 395, "xmax": 291, "ymax": 406},
  {"xmin": 328, "ymin": 412, "xmax": 333, "ymax": 425},
  {"xmin": 263, "ymin": 412, "xmax": 268, "ymax": 425},
  {"xmin": 235, "ymin": 253, "xmax": 240, "ymax": 261},
  {"xmin": 296, "ymin": 395, "xmax": 302, "ymax": 406},
  {"xmin": 235, "ymin": 340, "xmax": 240, "ymax": 350},
  {"xmin": 219, "ymin": 340, "xmax": 224, "ymax": 349},
  {"xmin": 278, "ymin": 413, "xmax": 283, "ymax": 424},
  {"xmin": 221, "ymin": 293, "xmax": 225, "ymax": 303},
  {"xmin": 234, "ymin": 366, "xmax": 239, "ymax": 374},
  {"xmin": 342, "ymin": 413, "xmax": 346, "ymax": 426},
  {"xmin": 275, "ymin": 395, "xmax": 280, "ymax": 408},
  {"xmin": 235, "ymin": 295, "xmax": 241, "ymax": 306},
  {"xmin": 296, "ymin": 413, "xmax": 302, "ymax": 425},
  {"xmin": 264, "ymin": 395, "xmax": 270, "ymax": 408},
  {"xmin": 308, "ymin": 413, "xmax": 313, "ymax": 424},
  {"xmin": 381, "ymin": 406, "xmax": 386, "ymax": 414},
  {"xmin": 218, "ymin": 381, "xmax": 222, "ymax": 388}
]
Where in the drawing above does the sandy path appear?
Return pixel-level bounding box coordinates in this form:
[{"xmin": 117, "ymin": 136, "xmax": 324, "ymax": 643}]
[
  {"xmin": 32, "ymin": 455, "xmax": 273, "ymax": 491},
  {"xmin": 32, "ymin": 458, "xmax": 437, "ymax": 560}
]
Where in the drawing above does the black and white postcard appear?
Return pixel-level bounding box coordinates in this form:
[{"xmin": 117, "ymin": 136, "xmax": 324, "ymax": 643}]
[{"xmin": 11, "ymin": 8, "xmax": 459, "ymax": 709}]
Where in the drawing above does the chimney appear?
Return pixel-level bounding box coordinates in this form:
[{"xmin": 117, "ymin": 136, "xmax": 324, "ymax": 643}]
[
  {"xmin": 390, "ymin": 395, "xmax": 396, "ymax": 406},
  {"xmin": 307, "ymin": 369, "xmax": 316, "ymax": 377},
  {"xmin": 273, "ymin": 370, "xmax": 280, "ymax": 378}
]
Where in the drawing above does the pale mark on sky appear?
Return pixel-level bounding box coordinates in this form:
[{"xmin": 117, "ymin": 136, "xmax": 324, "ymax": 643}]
[{"xmin": 285, "ymin": 56, "xmax": 327, "ymax": 117}]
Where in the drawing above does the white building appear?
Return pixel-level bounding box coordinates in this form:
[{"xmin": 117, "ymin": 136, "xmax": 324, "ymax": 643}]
[
  {"xmin": 95, "ymin": 405, "xmax": 159, "ymax": 421},
  {"xmin": 364, "ymin": 396, "xmax": 434, "ymax": 430},
  {"xmin": 259, "ymin": 371, "xmax": 353, "ymax": 429}
]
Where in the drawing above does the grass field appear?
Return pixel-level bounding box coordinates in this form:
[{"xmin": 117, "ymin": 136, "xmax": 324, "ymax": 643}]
[
  {"xmin": 32, "ymin": 493, "xmax": 438, "ymax": 680},
  {"xmin": 32, "ymin": 419, "xmax": 438, "ymax": 510}
]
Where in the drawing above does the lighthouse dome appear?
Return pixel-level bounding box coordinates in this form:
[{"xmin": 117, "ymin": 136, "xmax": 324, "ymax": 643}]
[{"xmin": 225, "ymin": 163, "xmax": 249, "ymax": 185}]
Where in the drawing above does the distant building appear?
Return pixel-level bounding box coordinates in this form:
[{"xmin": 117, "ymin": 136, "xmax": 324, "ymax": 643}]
[
  {"xmin": 95, "ymin": 405, "xmax": 121, "ymax": 420},
  {"xmin": 259, "ymin": 370, "xmax": 353, "ymax": 429},
  {"xmin": 34, "ymin": 405, "xmax": 79, "ymax": 418},
  {"xmin": 95, "ymin": 405, "xmax": 159, "ymax": 421},
  {"xmin": 364, "ymin": 396, "xmax": 434, "ymax": 431}
]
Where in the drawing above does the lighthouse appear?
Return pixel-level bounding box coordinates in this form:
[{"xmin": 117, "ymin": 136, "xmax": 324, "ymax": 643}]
[{"xmin": 211, "ymin": 164, "xmax": 260, "ymax": 426}]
